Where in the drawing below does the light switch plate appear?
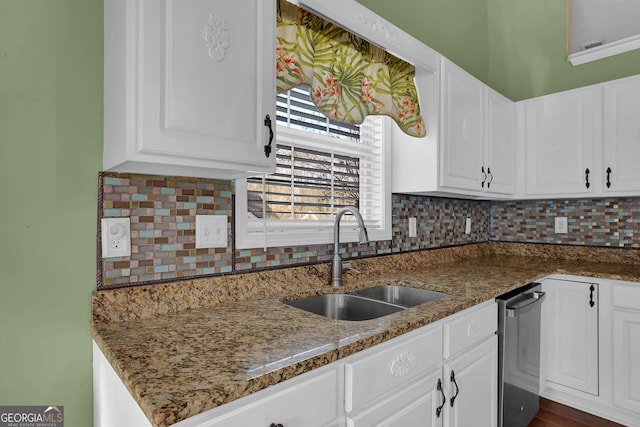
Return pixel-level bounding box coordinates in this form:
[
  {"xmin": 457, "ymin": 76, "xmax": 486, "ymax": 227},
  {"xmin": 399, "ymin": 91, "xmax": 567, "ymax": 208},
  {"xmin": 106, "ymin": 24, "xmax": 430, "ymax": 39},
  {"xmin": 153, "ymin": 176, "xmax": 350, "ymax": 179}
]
[
  {"xmin": 196, "ymin": 215, "xmax": 228, "ymax": 248},
  {"xmin": 101, "ymin": 217, "xmax": 131, "ymax": 258},
  {"xmin": 465, "ymin": 217, "xmax": 472, "ymax": 235}
]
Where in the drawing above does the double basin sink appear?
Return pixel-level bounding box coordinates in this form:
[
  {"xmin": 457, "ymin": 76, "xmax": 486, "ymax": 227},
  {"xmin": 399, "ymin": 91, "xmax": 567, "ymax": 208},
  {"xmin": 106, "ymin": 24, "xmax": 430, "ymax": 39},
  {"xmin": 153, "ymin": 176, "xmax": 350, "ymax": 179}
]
[{"xmin": 287, "ymin": 285, "xmax": 447, "ymax": 321}]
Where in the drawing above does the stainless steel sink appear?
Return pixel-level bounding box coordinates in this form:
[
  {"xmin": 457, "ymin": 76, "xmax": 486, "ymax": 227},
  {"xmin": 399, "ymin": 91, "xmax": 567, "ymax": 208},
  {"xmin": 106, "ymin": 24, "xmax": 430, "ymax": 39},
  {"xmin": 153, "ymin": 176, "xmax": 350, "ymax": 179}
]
[
  {"xmin": 287, "ymin": 294, "xmax": 404, "ymax": 321},
  {"xmin": 350, "ymin": 285, "xmax": 448, "ymax": 308}
]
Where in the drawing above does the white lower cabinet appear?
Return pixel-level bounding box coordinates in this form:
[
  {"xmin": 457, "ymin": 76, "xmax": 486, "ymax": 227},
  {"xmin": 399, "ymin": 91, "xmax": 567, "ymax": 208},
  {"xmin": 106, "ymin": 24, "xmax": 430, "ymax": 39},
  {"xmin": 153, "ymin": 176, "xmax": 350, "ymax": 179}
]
[
  {"xmin": 346, "ymin": 300, "xmax": 498, "ymax": 427},
  {"xmin": 541, "ymin": 275, "xmax": 640, "ymax": 427},
  {"xmin": 611, "ymin": 282, "xmax": 640, "ymax": 415},
  {"xmin": 542, "ymin": 277, "xmax": 599, "ymax": 396},
  {"xmin": 442, "ymin": 336, "xmax": 498, "ymax": 427}
]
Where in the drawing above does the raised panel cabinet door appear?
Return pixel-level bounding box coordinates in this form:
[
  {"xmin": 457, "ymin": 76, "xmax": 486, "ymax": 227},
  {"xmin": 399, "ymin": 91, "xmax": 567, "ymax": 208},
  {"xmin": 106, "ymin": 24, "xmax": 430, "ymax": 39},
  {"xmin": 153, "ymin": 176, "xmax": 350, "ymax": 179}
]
[
  {"xmin": 603, "ymin": 75, "xmax": 640, "ymax": 193},
  {"xmin": 104, "ymin": 0, "xmax": 276, "ymax": 178},
  {"xmin": 443, "ymin": 336, "xmax": 498, "ymax": 427},
  {"xmin": 612, "ymin": 309, "xmax": 640, "ymax": 414},
  {"xmin": 485, "ymin": 89, "xmax": 516, "ymax": 195},
  {"xmin": 347, "ymin": 373, "xmax": 443, "ymax": 427},
  {"xmin": 542, "ymin": 278, "xmax": 599, "ymax": 396},
  {"xmin": 525, "ymin": 87, "xmax": 597, "ymax": 196},
  {"xmin": 440, "ymin": 59, "xmax": 485, "ymax": 193}
]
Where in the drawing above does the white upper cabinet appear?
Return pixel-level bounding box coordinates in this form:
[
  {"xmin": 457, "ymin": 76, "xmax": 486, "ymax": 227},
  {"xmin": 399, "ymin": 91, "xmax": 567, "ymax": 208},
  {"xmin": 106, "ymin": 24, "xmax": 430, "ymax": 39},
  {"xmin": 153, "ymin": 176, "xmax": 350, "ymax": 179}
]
[
  {"xmin": 103, "ymin": 0, "xmax": 276, "ymax": 179},
  {"xmin": 485, "ymin": 88, "xmax": 516, "ymax": 195},
  {"xmin": 440, "ymin": 59, "xmax": 486, "ymax": 193},
  {"xmin": 392, "ymin": 58, "xmax": 516, "ymax": 198},
  {"xmin": 524, "ymin": 86, "xmax": 598, "ymax": 197},
  {"xmin": 603, "ymin": 74, "xmax": 640, "ymax": 193}
]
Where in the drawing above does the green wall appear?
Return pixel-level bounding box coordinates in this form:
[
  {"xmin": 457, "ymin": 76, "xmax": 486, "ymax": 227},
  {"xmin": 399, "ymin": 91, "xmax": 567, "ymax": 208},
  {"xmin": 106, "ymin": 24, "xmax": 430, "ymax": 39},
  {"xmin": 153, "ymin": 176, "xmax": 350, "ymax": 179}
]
[
  {"xmin": 358, "ymin": 0, "xmax": 640, "ymax": 101},
  {"xmin": 0, "ymin": 1, "xmax": 636, "ymax": 426},
  {"xmin": 0, "ymin": 1, "xmax": 102, "ymax": 426}
]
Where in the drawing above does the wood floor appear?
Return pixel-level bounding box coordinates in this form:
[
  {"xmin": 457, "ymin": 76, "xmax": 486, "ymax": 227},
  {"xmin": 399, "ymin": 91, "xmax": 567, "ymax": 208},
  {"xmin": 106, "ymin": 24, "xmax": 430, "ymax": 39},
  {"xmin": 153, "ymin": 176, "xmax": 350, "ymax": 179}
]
[{"xmin": 528, "ymin": 398, "xmax": 625, "ymax": 427}]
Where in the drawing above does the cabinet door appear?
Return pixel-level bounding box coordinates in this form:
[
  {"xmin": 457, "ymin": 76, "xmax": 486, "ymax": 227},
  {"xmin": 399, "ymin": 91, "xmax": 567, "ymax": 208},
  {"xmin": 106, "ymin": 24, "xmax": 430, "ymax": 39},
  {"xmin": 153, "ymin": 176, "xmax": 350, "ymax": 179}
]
[
  {"xmin": 104, "ymin": 0, "xmax": 276, "ymax": 178},
  {"xmin": 543, "ymin": 278, "xmax": 599, "ymax": 396},
  {"xmin": 347, "ymin": 372, "xmax": 443, "ymax": 427},
  {"xmin": 443, "ymin": 336, "xmax": 498, "ymax": 427},
  {"xmin": 440, "ymin": 59, "xmax": 484, "ymax": 192},
  {"xmin": 485, "ymin": 89, "xmax": 516, "ymax": 195},
  {"xmin": 603, "ymin": 75, "xmax": 640, "ymax": 192},
  {"xmin": 525, "ymin": 87, "xmax": 596, "ymax": 196},
  {"xmin": 612, "ymin": 309, "xmax": 640, "ymax": 414},
  {"xmin": 611, "ymin": 282, "xmax": 640, "ymax": 415}
]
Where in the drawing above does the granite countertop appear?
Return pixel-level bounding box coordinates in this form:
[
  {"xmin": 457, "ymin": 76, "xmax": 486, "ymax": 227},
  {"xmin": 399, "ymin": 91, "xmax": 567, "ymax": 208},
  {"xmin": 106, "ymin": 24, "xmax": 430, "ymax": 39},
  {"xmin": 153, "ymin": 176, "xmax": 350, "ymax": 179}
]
[{"xmin": 91, "ymin": 244, "xmax": 640, "ymax": 427}]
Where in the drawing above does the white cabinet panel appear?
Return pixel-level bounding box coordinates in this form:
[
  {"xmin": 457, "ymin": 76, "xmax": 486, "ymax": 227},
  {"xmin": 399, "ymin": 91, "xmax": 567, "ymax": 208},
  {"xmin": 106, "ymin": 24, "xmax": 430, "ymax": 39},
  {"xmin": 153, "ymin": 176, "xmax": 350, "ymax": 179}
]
[
  {"xmin": 542, "ymin": 278, "xmax": 599, "ymax": 396},
  {"xmin": 485, "ymin": 89, "xmax": 516, "ymax": 195},
  {"xmin": 612, "ymin": 309, "xmax": 640, "ymax": 414},
  {"xmin": 104, "ymin": 0, "xmax": 276, "ymax": 179},
  {"xmin": 443, "ymin": 335, "xmax": 498, "ymax": 427},
  {"xmin": 525, "ymin": 87, "xmax": 597, "ymax": 196},
  {"xmin": 345, "ymin": 324, "xmax": 442, "ymax": 411},
  {"xmin": 603, "ymin": 74, "xmax": 640, "ymax": 193},
  {"xmin": 443, "ymin": 300, "xmax": 497, "ymax": 359},
  {"xmin": 440, "ymin": 59, "xmax": 485, "ymax": 193},
  {"xmin": 347, "ymin": 373, "xmax": 442, "ymax": 427}
]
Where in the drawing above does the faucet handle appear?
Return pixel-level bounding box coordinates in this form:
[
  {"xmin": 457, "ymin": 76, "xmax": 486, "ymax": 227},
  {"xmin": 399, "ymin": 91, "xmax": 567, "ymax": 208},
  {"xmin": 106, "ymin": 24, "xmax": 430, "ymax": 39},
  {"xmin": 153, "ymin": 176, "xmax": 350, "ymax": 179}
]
[{"xmin": 342, "ymin": 262, "xmax": 361, "ymax": 274}]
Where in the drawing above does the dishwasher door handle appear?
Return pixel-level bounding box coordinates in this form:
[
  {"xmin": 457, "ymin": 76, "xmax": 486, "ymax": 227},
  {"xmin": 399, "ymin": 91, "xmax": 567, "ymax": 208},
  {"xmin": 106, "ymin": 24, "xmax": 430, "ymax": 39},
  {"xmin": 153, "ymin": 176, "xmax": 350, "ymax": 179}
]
[{"xmin": 506, "ymin": 291, "xmax": 546, "ymax": 317}]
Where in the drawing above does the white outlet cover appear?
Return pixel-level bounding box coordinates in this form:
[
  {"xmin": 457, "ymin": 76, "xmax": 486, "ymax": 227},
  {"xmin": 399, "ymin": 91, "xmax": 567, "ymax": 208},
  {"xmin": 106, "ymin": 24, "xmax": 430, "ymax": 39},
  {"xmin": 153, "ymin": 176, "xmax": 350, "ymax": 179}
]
[
  {"xmin": 465, "ymin": 217, "xmax": 472, "ymax": 235},
  {"xmin": 408, "ymin": 217, "xmax": 417, "ymax": 237},
  {"xmin": 196, "ymin": 215, "xmax": 228, "ymax": 249},
  {"xmin": 101, "ymin": 217, "xmax": 131, "ymax": 258},
  {"xmin": 555, "ymin": 216, "xmax": 568, "ymax": 234}
]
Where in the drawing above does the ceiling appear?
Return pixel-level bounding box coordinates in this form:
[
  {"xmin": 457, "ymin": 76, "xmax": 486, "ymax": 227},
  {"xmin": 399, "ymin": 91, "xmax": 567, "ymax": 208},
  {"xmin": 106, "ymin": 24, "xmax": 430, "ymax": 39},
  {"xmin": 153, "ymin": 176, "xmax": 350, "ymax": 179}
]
[{"xmin": 571, "ymin": 0, "xmax": 640, "ymax": 52}]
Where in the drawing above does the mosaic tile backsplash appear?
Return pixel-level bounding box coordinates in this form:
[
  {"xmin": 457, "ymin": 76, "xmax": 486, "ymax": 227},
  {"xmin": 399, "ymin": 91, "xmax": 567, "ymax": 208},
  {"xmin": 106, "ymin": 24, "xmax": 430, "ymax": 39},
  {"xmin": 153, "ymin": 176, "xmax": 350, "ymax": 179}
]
[
  {"xmin": 98, "ymin": 173, "xmax": 640, "ymax": 289},
  {"xmin": 98, "ymin": 173, "xmax": 490, "ymax": 288},
  {"xmin": 491, "ymin": 198, "xmax": 640, "ymax": 248}
]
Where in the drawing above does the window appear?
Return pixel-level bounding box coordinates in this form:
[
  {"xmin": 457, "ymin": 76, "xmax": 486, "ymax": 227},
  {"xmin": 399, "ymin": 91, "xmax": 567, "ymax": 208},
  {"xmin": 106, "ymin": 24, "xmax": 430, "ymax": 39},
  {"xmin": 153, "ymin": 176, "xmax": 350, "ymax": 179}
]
[{"xmin": 235, "ymin": 87, "xmax": 391, "ymax": 249}]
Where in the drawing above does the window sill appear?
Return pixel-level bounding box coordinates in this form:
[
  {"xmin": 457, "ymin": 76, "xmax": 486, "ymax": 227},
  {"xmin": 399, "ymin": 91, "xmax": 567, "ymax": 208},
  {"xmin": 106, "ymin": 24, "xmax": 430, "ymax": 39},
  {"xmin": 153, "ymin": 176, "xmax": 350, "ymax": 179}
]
[{"xmin": 568, "ymin": 34, "xmax": 640, "ymax": 66}]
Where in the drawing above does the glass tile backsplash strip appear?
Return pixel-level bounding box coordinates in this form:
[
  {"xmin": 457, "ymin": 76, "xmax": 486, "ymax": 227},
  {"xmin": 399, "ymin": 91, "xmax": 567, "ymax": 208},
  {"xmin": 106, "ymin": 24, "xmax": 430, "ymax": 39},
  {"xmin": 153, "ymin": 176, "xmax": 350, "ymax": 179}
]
[
  {"xmin": 98, "ymin": 173, "xmax": 491, "ymax": 288},
  {"xmin": 491, "ymin": 197, "xmax": 640, "ymax": 248}
]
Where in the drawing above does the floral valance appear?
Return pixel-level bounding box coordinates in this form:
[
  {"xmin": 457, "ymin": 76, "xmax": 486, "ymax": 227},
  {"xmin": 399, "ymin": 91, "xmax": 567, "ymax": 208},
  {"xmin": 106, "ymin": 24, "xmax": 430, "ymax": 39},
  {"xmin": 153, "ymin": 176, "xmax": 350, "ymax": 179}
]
[{"xmin": 276, "ymin": 0, "xmax": 427, "ymax": 138}]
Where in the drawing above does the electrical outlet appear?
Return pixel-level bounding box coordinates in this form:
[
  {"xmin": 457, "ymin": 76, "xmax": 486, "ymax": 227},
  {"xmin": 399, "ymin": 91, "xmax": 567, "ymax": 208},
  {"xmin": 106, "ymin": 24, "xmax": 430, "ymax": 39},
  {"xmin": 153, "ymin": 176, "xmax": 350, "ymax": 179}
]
[
  {"xmin": 408, "ymin": 217, "xmax": 417, "ymax": 237},
  {"xmin": 196, "ymin": 215, "xmax": 228, "ymax": 248},
  {"xmin": 101, "ymin": 217, "xmax": 131, "ymax": 258},
  {"xmin": 555, "ymin": 216, "xmax": 568, "ymax": 234},
  {"xmin": 465, "ymin": 217, "xmax": 471, "ymax": 235}
]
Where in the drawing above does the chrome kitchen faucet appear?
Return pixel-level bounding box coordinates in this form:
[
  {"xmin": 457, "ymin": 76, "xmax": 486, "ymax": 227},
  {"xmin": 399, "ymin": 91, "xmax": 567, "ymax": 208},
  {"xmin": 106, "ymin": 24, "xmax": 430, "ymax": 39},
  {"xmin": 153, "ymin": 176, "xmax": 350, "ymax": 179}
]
[{"xmin": 331, "ymin": 207, "xmax": 369, "ymax": 287}]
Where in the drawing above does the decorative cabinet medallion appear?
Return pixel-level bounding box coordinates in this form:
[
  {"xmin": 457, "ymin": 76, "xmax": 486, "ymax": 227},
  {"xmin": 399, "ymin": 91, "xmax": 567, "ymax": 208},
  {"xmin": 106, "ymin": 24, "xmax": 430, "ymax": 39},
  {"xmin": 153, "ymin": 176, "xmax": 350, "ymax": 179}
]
[
  {"xmin": 389, "ymin": 352, "xmax": 418, "ymax": 377},
  {"xmin": 205, "ymin": 14, "xmax": 229, "ymax": 61}
]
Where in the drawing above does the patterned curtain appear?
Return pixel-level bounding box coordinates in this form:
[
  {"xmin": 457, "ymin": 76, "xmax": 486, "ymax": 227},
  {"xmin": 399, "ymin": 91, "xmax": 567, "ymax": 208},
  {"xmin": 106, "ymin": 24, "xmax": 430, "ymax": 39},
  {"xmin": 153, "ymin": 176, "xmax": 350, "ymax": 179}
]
[{"xmin": 276, "ymin": 0, "xmax": 427, "ymax": 138}]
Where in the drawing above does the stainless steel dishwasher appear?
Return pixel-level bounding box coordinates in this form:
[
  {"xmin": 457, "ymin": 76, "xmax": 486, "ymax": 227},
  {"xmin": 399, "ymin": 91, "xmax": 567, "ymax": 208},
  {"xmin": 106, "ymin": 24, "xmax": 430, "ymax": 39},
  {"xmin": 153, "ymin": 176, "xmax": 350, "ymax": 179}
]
[{"xmin": 496, "ymin": 282, "xmax": 546, "ymax": 427}]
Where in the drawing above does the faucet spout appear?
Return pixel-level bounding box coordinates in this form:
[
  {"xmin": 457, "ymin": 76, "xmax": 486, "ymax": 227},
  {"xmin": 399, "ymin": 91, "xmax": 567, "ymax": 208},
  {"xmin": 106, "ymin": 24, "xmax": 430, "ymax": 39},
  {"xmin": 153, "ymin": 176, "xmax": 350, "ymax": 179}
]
[{"xmin": 331, "ymin": 207, "xmax": 369, "ymax": 288}]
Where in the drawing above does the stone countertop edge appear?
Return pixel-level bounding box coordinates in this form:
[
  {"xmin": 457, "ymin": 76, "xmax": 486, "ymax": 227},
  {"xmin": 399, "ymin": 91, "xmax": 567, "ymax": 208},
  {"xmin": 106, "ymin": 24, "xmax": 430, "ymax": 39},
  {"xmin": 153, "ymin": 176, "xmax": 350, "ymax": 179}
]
[{"xmin": 91, "ymin": 242, "xmax": 640, "ymax": 427}]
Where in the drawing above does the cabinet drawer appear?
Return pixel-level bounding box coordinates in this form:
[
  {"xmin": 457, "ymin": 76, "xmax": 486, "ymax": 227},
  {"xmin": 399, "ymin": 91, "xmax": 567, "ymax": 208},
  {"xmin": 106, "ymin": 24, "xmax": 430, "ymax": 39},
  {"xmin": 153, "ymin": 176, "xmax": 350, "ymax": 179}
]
[
  {"xmin": 193, "ymin": 367, "xmax": 338, "ymax": 427},
  {"xmin": 443, "ymin": 301, "xmax": 497, "ymax": 359},
  {"xmin": 612, "ymin": 283, "xmax": 640, "ymax": 310},
  {"xmin": 345, "ymin": 324, "xmax": 442, "ymax": 412}
]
